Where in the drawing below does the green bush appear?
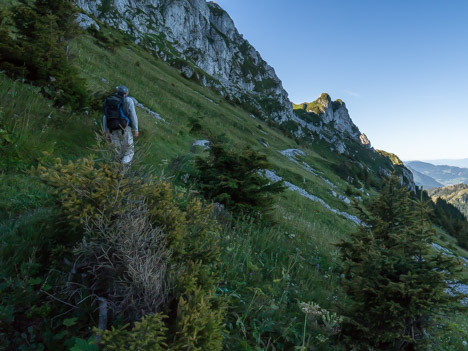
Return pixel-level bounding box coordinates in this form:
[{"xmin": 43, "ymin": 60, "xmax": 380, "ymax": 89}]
[
  {"xmin": 338, "ymin": 176, "xmax": 465, "ymax": 350},
  {"xmin": 98, "ymin": 313, "xmax": 168, "ymax": 350},
  {"xmin": 195, "ymin": 141, "xmax": 285, "ymax": 216},
  {"xmin": 0, "ymin": 2, "xmax": 88, "ymax": 109},
  {"xmin": 37, "ymin": 153, "xmax": 225, "ymax": 349},
  {"xmin": 0, "ymin": 206, "xmax": 86, "ymax": 350}
]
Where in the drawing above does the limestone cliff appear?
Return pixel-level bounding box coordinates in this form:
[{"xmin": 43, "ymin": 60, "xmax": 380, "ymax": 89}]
[
  {"xmin": 75, "ymin": 0, "xmax": 294, "ymax": 122},
  {"xmin": 75, "ymin": 0, "xmax": 415, "ymax": 191}
]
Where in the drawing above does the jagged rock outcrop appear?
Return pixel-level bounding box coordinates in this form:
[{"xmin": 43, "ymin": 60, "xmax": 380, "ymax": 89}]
[
  {"xmin": 293, "ymin": 93, "xmax": 370, "ymax": 153},
  {"xmin": 359, "ymin": 133, "xmax": 371, "ymax": 148},
  {"xmin": 75, "ymin": 0, "xmax": 294, "ymax": 122},
  {"xmin": 400, "ymin": 167, "xmax": 416, "ymax": 193},
  {"xmin": 329, "ymin": 99, "xmax": 360, "ymax": 139}
]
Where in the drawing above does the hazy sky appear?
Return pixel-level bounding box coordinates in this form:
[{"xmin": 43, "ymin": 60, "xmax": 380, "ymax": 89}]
[{"xmin": 215, "ymin": 0, "xmax": 468, "ymax": 161}]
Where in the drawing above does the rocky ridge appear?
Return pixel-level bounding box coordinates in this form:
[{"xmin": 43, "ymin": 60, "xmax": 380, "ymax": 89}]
[
  {"xmin": 75, "ymin": 0, "xmax": 294, "ymax": 123},
  {"xmin": 75, "ymin": 0, "xmax": 416, "ymax": 191}
]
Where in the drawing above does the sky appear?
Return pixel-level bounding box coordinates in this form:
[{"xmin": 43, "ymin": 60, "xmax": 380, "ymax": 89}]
[{"xmin": 214, "ymin": 0, "xmax": 468, "ymax": 161}]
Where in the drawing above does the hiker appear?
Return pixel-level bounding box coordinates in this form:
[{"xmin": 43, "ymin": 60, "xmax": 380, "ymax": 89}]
[{"xmin": 103, "ymin": 85, "xmax": 139, "ymax": 164}]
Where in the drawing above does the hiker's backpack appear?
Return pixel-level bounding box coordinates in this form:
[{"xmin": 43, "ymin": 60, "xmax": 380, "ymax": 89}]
[{"xmin": 104, "ymin": 94, "xmax": 130, "ymax": 132}]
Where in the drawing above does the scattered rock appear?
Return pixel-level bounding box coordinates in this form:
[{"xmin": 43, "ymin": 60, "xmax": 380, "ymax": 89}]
[
  {"xmin": 338, "ymin": 195, "xmax": 351, "ymax": 204},
  {"xmin": 301, "ymin": 161, "xmax": 318, "ymax": 176},
  {"xmin": 263, "ymin": 170, "xmax": 361, "ymax": 225},
  {"xmin": 258, "ymin": 138, "xmax": 269, "ymax": 148},
  {"xmin": 193, "ymin": 90, "xmax": 218, "ymax": 105},
  {"xmin": 132, "ymin": 98, "xmax": 166, "ymax": 123},
  {"xmin": 335, "ymin": 140, "xmax": 346, "ymax": 154},
  {"xmin": 75, "ymin": 13, "xmax": 100, "ymax": 31},
  {"xmin": 181, "ymin": 65, "xmax": 194, "ymax": 79},
  {"xmin": 192, "ymin": 140, "xmax": 210, "ymax": 149},
  {"xmin": 280, "ymin": 149, "xmax": 305, "ymax": 160}
]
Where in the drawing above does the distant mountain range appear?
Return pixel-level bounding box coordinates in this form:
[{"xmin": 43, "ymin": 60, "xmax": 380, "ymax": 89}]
[
  {"xmin": 422, "ymin": 158, "xmax": 468, "ymax": 168},
  {"xmin": 406, "ymin": 161, "xmax": 468, "ymax": 189},
  {"xmin": 407, "ymin": 167, "xmax": 443, "ymax": 189},
  {"xmin": 408, "ymin": 161, "xmax": 468, "ymax": 216}
]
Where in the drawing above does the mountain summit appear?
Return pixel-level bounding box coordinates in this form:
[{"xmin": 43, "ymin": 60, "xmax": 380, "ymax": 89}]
[{"xmin": 292, "ymin": 93, "xmax": 368, "ymax": 145}]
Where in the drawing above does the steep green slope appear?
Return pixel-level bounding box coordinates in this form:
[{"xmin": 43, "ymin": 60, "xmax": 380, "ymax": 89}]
[
  {"xmin": 0, "ymin": 28, "xmax": 360, "ymax": 350},
  {"xmin": 429, "ymin": 183, "xmax": 468, "ymax": 218},
  {"xmin": 2, "ymin": 8, "xmax": 468, "ymax": 351},
  {"xmin": 69, "ymin": 30, "xmax": 384, "ymax": 218}
]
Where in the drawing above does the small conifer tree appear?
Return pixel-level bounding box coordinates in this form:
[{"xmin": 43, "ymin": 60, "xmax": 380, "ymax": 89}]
[
  {"xmin": 0, "ymin": 0, "xmax": 88, "ymax": 109},
  {"xmin": 195, "ymin": 141, "xmax": 285, "ymax": 216},
  {"xmin": 339, "ymin": 176, "xmax": 464, "ymax": 350}
]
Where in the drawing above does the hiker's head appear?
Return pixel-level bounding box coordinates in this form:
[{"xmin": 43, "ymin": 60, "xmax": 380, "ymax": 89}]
[{"xmin": 116, "ymin": 85, "xmax": 129, "ymax": 97}]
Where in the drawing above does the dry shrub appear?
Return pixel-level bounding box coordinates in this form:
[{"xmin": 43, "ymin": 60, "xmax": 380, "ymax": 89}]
[
  {"xmin": 37, "ymin": 153, "xmax": 225, "ymax": 350},
  {"xmin": 76, "ymin": 202, "xmax": 170, "ymax": 321}
]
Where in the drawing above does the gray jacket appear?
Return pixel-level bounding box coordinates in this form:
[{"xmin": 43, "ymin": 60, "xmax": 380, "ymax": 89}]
[{"xmin": 103, "ymin": 96, "xmax": 139, "ymax": 132}]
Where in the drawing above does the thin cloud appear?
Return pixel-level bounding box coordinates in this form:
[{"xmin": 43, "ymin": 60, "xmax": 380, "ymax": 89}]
[{"xmin": 344, "ymin": 90, "xmax": 360, "ymax": 97}]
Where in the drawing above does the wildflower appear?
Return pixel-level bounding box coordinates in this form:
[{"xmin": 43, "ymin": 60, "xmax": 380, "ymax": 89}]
[{"xmin": 299, "ymin": 301, "xmax": 322, "ymax": 318}]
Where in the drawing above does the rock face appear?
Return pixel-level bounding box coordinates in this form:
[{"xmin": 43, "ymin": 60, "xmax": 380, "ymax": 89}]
[
  {"xmin": 75, "ymin": 13, "xmax": 100, "ymax": 30},
  {"xmin": 293, "ymin": 93, "xmax": 370, "ymax": 152},
  {"xmin": 359, "ymin": 133, "xmax": 371, "ymax": 148},
  {"xmin": 75, "ymin": 0, "xmax": 414, "ymax": 191},
  {"xmin": 327, "ymin": 99, "xmax": 360, "ymax": 140},
  {"xmin": 400, "ymin": 167, "xmax": 416, "ymax": 193},
  {"xmin": 75, "ymin": 0, "xmax": 294, "ymax": 122}
]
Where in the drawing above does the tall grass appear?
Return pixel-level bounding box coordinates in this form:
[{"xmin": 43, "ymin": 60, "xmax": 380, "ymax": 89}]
[
  {"xmin": 218, "ymin": 201, "xmax": 350, "ymax": 349},
  {"xmin": 0, "ymin": 75, "xmax": 96, "ymax": 172}
]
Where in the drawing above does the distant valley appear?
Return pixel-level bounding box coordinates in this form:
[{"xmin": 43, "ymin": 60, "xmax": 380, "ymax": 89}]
[
  {"xmin": 407, "ymin": 160, "xmax": 468, "ymax": 217},
  {"xmin": 406, "ymin": 160, "xmax": 468, "ymax": 189}
]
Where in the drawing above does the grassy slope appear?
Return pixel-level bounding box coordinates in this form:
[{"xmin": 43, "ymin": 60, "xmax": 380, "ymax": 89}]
[
  {"xmin": 428, "ymin": 184, "xmax": 468, "ymax": 218},
  {"xmin": 2, "ymin": 24, "xmax": 468, "ymax": 349},
  {"xmin": 71, "ymin": 29, "xmax": 363, "ymax": 215},
  {"xmin": 0, "ymin": 30, "xmax": 355, "ymax": 349}
]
